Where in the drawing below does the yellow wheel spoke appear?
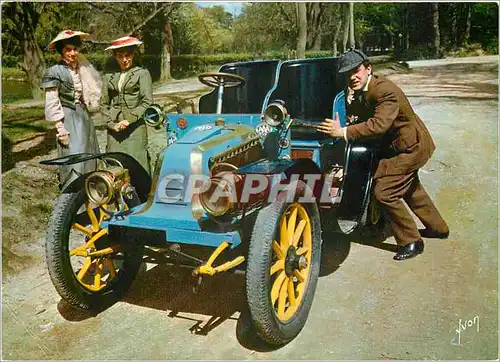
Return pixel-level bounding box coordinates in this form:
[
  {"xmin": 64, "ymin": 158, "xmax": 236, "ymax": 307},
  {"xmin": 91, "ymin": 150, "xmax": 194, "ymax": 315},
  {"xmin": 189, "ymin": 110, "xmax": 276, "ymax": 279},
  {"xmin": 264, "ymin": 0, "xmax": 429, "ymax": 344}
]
[
  {"xmin": 73, "ymin": 223, "xmax": 92, "ymax": 237},
  {"xmin": 272, "ymin": 203, "xmax": 313, "ymax": 323},
  {"xmin": 270, "ymin": 259, "xmax": 285, "ymax": 275},
  {"xmin": 292, "ymin": 220, "xmax": 307, "ymax": 247},
  {"xmin": 88, "ymin": 245, "xmax": 119, "ymax": 257},
  {"xmin": 277, "ymin": 276, "xmax": 289, "ymax": 317},
  {"xmin": 270, "ymin": 271, "xmax": 286, "ymax": 306},
  {"xmin": 86, "ymin": 202, "xmax": 100, "ymax": 232},
  {"xmin": 294, "ymin": 269, "xmax": 305, "ymax": 283},
  {"xmin": 296, "ymin": 246, "xmax": 309, "ymax": 256},
  {"xmin": 287, "ymin": 277, "xmax": 296, "ymax": 307},
  {"xmin": 99, "ymin": 203, "xmax": 108, "ymax": 223},
  {"xmin": 77, "ymin": 258, "xmax": 92, "ymax": 280},
  {"xmin": 93, "ymin": 260, "xmax": 102, "ymax": 289},
  {"xmin": 272, "ymin": 240, "xmax": 285, "ymax": 260},
  {"xmin": 286, "ymin": 207, "xmax": 298, "ymax": 247},
  {"xmin": 69, "ymin": 228, "xmax": 108, "ymax": 257},
  {"xmin": 105, "ymin": 258, "xmax": 117, "ymax": 279},
  {"xmin": 280, "ymin": 214, "xmax": 288, "ymax": 248},
  {"xmin": 70, "ymin": 248, "xmax": 88, "ymax": 257}
]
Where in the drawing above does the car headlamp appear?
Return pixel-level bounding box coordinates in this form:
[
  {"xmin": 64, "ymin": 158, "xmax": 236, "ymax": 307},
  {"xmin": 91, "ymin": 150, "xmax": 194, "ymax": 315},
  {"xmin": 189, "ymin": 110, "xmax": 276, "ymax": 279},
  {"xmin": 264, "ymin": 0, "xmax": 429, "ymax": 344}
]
[
  {"xmin": 85, "ymin": 171, "xmax": 114, "ymax": 205},
  {"xmin": 263, "ymin": 101, "xmax": 288, "ymax": 127},
  {"xmin": 199, "ymin": 177, "xmax": 234, "ymax": 217},
  {"xmin": 84, "ymin": 166, "xmax": 129, "ymax": 206},
  {"xmin": 143, "ymin": 104, "xmax": 164, "ymax": 128}
]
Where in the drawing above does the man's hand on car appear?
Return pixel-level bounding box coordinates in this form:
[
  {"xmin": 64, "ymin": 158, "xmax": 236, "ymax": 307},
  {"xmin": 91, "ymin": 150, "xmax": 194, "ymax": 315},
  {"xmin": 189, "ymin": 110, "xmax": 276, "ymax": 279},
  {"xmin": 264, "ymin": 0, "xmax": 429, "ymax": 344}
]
[{"xmin": 316, "ymin": 112, "xmax": 343, "ymax": 138}]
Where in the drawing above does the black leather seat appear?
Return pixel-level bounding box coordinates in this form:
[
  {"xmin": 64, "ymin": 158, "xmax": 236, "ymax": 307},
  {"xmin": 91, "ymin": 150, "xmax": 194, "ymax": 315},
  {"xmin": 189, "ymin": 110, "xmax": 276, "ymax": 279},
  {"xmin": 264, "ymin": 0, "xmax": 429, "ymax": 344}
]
[{"xmin": 265, "ymin": 57, "xmax": 346, "ymax": 140}]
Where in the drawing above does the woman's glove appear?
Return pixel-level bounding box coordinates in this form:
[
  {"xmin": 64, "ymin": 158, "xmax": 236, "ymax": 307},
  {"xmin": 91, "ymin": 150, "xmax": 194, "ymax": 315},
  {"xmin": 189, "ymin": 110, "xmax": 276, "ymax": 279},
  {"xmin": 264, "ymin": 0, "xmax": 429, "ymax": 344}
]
[
  {"xmin": 55, "ymin": 121, "xmax": 70, "ymax": 146},
  {"xmin": 113, "ymin": 120, "xmax": 130, "ymax": 132}
]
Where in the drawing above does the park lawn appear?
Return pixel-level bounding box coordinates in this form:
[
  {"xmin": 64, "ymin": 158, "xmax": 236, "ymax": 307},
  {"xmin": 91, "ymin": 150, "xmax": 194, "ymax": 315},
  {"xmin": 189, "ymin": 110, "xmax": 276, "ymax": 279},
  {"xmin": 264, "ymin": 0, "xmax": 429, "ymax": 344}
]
[{"xmin": 1, "ymin": 106, "xmax": 52, "ymax": 144}]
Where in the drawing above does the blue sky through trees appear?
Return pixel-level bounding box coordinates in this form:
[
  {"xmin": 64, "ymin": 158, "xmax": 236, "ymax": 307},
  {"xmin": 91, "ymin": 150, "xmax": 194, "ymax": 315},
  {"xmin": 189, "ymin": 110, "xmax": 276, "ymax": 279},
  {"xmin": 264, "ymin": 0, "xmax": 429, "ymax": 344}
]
[{"xmin": 196, "ymin": 1, "xmax": 244, "ymax": 16}]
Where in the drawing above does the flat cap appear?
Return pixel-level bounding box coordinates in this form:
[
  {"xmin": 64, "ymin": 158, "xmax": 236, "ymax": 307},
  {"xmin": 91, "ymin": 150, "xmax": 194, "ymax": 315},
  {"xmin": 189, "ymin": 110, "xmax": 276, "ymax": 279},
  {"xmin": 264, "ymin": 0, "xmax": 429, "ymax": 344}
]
[{"xmin": 338, "ymin": 49, "xmax": 370, "ymax": 73}]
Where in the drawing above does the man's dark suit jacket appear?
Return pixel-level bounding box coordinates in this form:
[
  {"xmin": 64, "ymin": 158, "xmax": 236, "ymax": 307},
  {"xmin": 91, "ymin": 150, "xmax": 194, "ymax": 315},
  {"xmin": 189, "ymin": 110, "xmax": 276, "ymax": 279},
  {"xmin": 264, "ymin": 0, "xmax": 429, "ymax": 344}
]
[{"xmin": 345, "ymin": 74, "xmax": 436, "ymax": 179}]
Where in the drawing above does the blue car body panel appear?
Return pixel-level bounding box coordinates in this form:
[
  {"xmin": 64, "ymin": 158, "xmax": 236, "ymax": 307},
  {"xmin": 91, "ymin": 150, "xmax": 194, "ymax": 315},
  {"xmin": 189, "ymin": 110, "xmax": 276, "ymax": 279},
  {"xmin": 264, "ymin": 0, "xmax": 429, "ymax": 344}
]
[{"xmin": 107, "ymin": 57, "xmax": 353, "ymax": 248}]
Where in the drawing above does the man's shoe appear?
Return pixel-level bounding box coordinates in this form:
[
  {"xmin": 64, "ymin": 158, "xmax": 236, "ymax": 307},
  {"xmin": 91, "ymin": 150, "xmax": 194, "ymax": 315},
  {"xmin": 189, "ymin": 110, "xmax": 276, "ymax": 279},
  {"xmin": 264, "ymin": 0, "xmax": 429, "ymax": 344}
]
[
  {"xmin": 419, "ymin": 228, "xmax": 449, "ymax": 239},
  {"xmin": 393, "ymin": 240, "xmax": 424, "ymax": 261}
]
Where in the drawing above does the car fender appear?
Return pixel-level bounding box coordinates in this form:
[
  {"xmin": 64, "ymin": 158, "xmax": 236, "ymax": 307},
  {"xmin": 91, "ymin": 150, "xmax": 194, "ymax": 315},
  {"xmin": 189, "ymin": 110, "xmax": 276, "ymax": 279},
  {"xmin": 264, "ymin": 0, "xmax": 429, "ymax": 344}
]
[{"xmin": 59, "ymin": 152, "xmax": 152, "ymax": 202}]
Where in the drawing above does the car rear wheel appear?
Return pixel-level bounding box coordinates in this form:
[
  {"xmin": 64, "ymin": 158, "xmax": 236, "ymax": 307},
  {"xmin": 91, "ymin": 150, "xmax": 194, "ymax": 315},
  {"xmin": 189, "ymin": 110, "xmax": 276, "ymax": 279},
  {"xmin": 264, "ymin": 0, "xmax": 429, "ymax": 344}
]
[
  {"xmin": 46, "ymin": 190, "xmax": 143, "ymax": 310},
  {"xmin": 246, "ymin": 181, "xmax": 322, "ymax": 345}
]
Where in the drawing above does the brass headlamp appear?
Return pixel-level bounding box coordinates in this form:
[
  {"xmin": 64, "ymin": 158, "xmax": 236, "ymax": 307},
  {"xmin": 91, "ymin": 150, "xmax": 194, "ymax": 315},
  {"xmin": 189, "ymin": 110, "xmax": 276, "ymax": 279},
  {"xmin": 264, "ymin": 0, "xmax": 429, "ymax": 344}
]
[
  {"xmin": 84, "ymin": 166, "xmax": 130, "ymax": 206},
  {"xmin": 263, "ymin": 101, "xmax": 288, "ymax": 127}
]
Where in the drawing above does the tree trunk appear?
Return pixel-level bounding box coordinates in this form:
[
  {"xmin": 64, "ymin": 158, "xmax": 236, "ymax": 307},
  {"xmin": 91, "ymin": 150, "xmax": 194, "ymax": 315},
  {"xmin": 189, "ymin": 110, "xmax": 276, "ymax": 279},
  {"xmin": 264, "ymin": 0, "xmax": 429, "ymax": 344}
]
[
  {"xmin": 348, "ymin": 2, "xmax": 355, "ymax": 49},
  {"xmin": 4, "ymin": 2, "xmax": 46, "ymax": 100},
  {"xmin": 21, "ymin": 30, "xmax": 45, "ymax": 100},
  {"xmin": 161, "ymin": 22, "xmax": 173, "ymax": 81},
  {"xmin": 432, "ymin": 3, "xmax": 440, "ymax": 59},
  {"xmin": 307, "ymin": 2, "xmax": 323, "ymax": 51},
  {"xmin": 404, "ymin": 3, "xmax": 410, "ymax": 51},
  {"xmin": 312, "ymin": 32, "xmax": 322, "ymax": 51},
  {"xmin": 342, "ymin": 3, "xmax": 349, "ymax": 53},
  {"xmin": 451, "ymin": 3, "xmax": 458, "ymax": 48},
  {"xmin": 332, "ymin": 5, "xmax": 343, "ymax": 56},
  {"xmin": 296, "ymin": 2, "xmax": 307, "ymax": 59},
  {"xmin": 463, "ymin": 3, "xmax": 472, "ymax": 45},
  {"xmin": 333, "ymin": 18, "xmax": 342, "ymax": 56}
]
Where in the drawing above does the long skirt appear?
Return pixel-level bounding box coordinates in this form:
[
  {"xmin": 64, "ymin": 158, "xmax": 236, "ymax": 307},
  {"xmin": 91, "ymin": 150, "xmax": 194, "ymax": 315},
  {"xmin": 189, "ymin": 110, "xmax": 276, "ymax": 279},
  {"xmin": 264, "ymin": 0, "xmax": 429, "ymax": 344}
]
[
  {"xmin": 57, "ymin": 104, "xmax": 100, "ymax": 188},
  {"xmin": 106, "ymin": 120, "xmax": 150, "ymax": 174}
]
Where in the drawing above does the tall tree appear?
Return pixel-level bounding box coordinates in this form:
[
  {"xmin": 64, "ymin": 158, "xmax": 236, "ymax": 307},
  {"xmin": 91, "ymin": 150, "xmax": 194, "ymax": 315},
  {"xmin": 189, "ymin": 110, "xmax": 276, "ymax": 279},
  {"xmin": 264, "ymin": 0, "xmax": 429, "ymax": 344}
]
[
  {"xmin": 432, "ymin": 3, "xmax": 441, "ymax": 58},
  {"xmin": 450, "ymin": 3, "xmax": 458, "ymax": 48},
  {"xmin": 463, "ymin": 3, "xmax": 472, "ymax": 45},
  {"xmin": 348, "ymin": 2, "xmax": 355, "ymax": 49},
  {"xmin": 296, "ymin": 2, "xmax": 307, "ymax": 59},
  {"xmin": 161, "ymin": 21, "xmax": 174, "ymax": 81},
  {"xmin": 332, "ymin": 10, "xmax": 343, "ymax": 56},
  {"xmin": 306, "ymin": 2, "xmax": 325, "ymax": 50},
  {"xmin": 2, "ymin": 2, "xmax": 46, "ymax": 99},
  {"xmin": 341, "ymin": 3, "xmax": 350, "ymax": 52}
]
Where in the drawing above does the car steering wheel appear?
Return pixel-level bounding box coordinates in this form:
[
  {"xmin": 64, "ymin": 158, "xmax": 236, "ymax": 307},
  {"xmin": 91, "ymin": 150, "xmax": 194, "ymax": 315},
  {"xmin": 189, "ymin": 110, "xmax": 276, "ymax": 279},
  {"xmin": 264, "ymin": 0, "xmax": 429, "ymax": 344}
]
[{"xmin": 198, "ymin": 72, "xmax": 245, "ymax": 88}]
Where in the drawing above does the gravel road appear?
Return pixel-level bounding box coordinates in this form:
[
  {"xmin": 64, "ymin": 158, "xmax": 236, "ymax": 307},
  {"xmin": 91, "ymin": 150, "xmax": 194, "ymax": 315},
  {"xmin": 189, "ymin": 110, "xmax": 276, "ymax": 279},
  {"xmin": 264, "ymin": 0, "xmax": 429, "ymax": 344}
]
[{"xmin": 2, "ymin": 57, "xmax": 498, "ymax": 360}]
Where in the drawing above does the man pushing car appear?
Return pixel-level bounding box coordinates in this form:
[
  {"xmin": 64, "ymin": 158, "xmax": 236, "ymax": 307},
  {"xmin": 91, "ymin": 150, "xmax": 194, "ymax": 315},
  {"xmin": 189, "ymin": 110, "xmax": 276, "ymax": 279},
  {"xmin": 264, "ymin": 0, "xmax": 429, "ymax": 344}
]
[{"xmin": 317, "ymin": 49, "xmax": 449, "ymax": 261}]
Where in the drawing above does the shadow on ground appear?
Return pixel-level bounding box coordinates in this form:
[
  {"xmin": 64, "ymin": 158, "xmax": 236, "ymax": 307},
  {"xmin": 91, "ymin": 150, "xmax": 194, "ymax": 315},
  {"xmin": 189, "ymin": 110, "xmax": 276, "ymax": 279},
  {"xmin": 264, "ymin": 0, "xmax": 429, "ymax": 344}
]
[
  {"xmin": 54, "ymin": 222, "xmax": 393, "ymax": 351},
  {"xmin": 2, "ymin": 128, "xmax": 57, "ymax": 173}
]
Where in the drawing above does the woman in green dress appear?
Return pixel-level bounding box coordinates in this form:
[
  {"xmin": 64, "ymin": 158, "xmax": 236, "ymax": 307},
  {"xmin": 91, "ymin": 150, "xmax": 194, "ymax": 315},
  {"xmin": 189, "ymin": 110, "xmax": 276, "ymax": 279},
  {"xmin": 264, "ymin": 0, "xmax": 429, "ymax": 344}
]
[
  {"xmin": 41, "ymin": 30, "xmax": 101, "ymax": 189},
  {"xmin": 100, "ymin": 36, "xmax": 153, "ymax": 174}
]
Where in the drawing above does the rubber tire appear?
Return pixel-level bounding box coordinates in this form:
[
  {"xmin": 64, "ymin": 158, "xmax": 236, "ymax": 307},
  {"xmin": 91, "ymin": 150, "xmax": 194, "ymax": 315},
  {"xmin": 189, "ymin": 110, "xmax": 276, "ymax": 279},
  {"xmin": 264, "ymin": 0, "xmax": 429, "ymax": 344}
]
[
  {"xmin": 245, "ymin": 181, "xmax": 322, "ymax": 345},
  {"xmin": 46, "ymin": 190, "xmax": 143, "ymax": 310}
]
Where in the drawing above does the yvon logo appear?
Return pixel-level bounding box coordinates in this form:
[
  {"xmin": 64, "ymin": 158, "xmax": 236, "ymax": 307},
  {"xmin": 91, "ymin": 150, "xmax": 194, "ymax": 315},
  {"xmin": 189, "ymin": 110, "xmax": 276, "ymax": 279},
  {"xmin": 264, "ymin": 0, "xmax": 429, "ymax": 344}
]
[{"xmin": 452, "ymin": 315, "xmax": 479, "ymax": 346}]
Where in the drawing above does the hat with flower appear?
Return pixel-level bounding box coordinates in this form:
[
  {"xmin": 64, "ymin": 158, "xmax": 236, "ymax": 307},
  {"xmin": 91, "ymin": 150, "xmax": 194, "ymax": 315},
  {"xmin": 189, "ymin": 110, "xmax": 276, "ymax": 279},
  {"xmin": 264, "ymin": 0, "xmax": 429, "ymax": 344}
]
[
  {"xmin": 105, "ymin": 36, "xmax": 143, "ymax": 51},
  {"xmin": 48, "ymin": 30, "xmax": 89, "ymax": 50}
]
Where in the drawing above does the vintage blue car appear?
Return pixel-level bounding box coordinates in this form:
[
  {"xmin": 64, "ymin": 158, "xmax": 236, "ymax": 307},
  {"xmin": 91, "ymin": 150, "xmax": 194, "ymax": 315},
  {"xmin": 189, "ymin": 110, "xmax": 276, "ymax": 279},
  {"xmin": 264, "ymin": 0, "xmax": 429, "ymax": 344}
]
[{"xmin": 42, "ymin": 56, "xmax": 383, "ymax": 345}]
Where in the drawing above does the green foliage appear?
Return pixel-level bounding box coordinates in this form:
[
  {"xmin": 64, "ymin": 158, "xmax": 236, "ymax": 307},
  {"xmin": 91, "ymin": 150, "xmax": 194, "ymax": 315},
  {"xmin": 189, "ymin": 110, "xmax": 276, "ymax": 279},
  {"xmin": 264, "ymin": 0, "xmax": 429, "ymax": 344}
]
[
  {"xmin": 232, "ymin": 3, "xmax": 298, "ymax": 53},
  {"xmin": 1, "ymin": 1, "xmax": 497, "ymax": 89},
  {"xmin": 353, "ymin": 3, "xmax": 399, "ymax": 50},
  {"xmin": 169, "ymin": 50, "xmax": 336, "ymax": 78},
  {"xmin": 171, "ymin": 2, "xmax": 235, "ymax": 55},
  {"xmin": 471, "ymin": 3, "xmax": 498, "ymax": 47},
  {"xmin": 2, "ymin": 67, "xmax": 27, "ymax": 80},
  {"xmin": 2, "ymin": 55, "xmax": 21, "ymax": 68}
]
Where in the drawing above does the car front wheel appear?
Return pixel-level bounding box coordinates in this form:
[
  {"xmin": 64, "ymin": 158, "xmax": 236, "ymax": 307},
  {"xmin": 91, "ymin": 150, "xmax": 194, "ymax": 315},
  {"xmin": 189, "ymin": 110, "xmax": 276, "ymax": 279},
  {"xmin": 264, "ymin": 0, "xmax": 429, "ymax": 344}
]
[
  {"xmin": 45, "ymin": 190, "xmax": 143, "ymax": 310},
  {"xmin": 246, "ymin": 181, "xmax": 322, "ymax": 345}
]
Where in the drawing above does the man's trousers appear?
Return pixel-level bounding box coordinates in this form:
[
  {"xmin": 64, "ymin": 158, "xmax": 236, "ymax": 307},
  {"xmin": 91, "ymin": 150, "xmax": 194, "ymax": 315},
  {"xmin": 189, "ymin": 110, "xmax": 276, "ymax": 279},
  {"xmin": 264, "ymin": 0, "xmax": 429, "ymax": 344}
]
[{"xmin": 373, "ymin": 171, "xmax": 449, "ymax": 245}]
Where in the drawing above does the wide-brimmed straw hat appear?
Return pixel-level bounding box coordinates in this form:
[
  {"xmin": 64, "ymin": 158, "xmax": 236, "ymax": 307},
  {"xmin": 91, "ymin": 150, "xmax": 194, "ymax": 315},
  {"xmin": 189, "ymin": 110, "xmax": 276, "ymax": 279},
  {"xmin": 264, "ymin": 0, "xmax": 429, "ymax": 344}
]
[
  {"xmin": 48, "ymin": 30, "xmax": 89, "ymax": 50},
  {"xmin": 105, "ymin": 36, "xmax": 143, "ymax": 51},
  {"xmin": 338, "ymin": 49, "xmax": 370, "ymax": 73}
]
